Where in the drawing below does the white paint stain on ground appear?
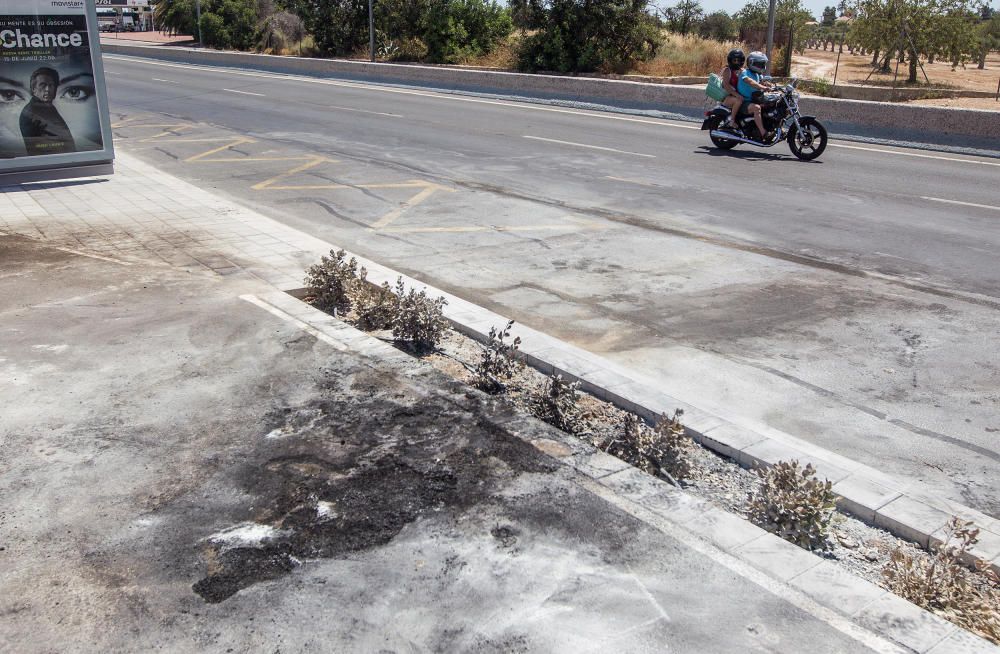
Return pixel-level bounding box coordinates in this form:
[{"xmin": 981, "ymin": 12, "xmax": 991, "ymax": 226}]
[
  {"xmin": 265, "ymin": 426, "xmax": 292, "ymax": 439},
  {"xmin": 208, "ymin": 523, "xmax": 286, "ymax": 550},
  {"xmin": 316, "ymin": 501, "xmax": 337, "ymax": 520},
  {"xmin": 32, "ymin": 344, "xmax": 68, "ymax": 353}
]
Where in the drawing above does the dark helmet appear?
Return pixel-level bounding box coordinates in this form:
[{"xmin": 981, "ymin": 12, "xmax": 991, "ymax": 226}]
[
  {"xmin": 727, "ymin": 48, "xmax": 746, "ymax": 69},
  {"xmin": 747, "ymin": 51, "xmax": 768, "ymax": 74}
]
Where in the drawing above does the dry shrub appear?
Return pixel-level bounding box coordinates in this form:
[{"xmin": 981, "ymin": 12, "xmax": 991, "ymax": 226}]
[
  {"xmin": 259, "ymin": 10, "xmax": 305, "ymax": 53},
  {"xmin": 746, "ymin": 460, "xmax": 837, "ymax": 551},
  {"xmin": 883, "ymin": 517, "xmax": 1000, "ymax": 645},
  {"xmin": 532, "ymin": 373, "xmax": 582, "ymax": 433},
  {"xmin": 600, "ymin": 410, "xmax": 693, "ymax": 482},
  {"xmin": 473, "ymin": 320, "xmax": 523, "ymax": 394},
  {"xmin": 461, "ymin": 34, "xmax": 519, "ymax": 68},
  {"xmin": 633, "ymin": 32, "xmax": 739, "ymax": 77},
  {"xmin": 353, "ymin": 268, "xmax": 397, "ymax": 331},
  {"xmin": 390, "ymin": 278, "xmax": 448, "ymax": 353},
  {"xmin": 304, "ymin": 249, "xmax": 358, "ymax": 314}
]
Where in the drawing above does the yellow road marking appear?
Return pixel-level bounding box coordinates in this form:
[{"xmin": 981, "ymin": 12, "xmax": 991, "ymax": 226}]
[
  {"xmin": 251, "ymin": 156, "xmax": 336, "ymax": 190},
  {"xmin": 137, "ymin": 125, "xmax": 197, "ymax": 141},
  {"xmin": 370, "ymin": 183, "xmax": 453, "ymax": 229},
  {"xmin": 185, "ymin": 137, "xmax": 259, "ymax": 162},
  {"xmin": 112, "ymin": 115, "xmax": 593, "ymax": 236}
]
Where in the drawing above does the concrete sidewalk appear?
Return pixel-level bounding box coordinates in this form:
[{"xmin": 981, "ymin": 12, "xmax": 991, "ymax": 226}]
[{"xmin": 0, "ymin": 155, "xmax": 995, "ymax": 652}]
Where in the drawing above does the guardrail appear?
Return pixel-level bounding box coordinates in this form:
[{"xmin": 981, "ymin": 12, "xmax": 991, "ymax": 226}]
[{"xmin": 102, "ymin": 43, "xmax": 999, "ymax": 152}]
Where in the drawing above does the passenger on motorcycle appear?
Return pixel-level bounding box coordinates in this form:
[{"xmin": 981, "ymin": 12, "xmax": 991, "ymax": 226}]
[
  {"xmin": 738, "ymin": 51, "xmax": 775, "ymax": 142},
  {"xmin": 720, "ymin": 49, "xmax": 745, "ymax": 129}
]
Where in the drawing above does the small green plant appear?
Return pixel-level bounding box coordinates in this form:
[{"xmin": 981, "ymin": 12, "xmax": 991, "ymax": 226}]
[
  {"xmin": 390, "ymin": 277, "xmax": 448, "ymax": 353},
  {"xmin": 601, "ymin": 411, "xmax": 692, "ymax": 482},
  {"xmin": 473, "ymin": 320, "xmax": 523, "ymax": 394},
  {"xmin": 883, "ymin": 517, "xmax": 1000, "ymax": 645},
  {"xmin": 353, "ymin": 268, "xmax": 397, "ymax": 331},
  {"xmin": 746, "ymin": 460, "xmax": 837, "ymax": 551},
  {"xmin": 304, "ymin": 249, "xmax": 358, "ymax": 314},
  {"xmin": 532, "ymin": 373, "xmax": 582, "ymax": 433},
  {"xmin": 808, "ymin": 77, "xmax": 834, "ymax": 97}
]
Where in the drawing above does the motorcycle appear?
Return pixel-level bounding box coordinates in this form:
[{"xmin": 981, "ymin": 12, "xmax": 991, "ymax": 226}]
[{"xmin": 700, "ymin": 78, "xmax": 828, "ymax": 161}]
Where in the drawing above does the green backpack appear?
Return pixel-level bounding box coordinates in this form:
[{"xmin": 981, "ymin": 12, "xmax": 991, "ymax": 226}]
[{"xmin": 705, "ymin": 73, "xmax": 728, "ymax": 102}]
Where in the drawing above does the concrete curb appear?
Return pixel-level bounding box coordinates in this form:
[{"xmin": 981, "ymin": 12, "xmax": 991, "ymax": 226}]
[
  {"xmin": 254, "ymin": 286, "xmax": 999, "ymax": 654},
  {"xmin": 101, "ymin": 43, "xmax": 1000, "ymax": 152},
  {"xmin": 280, "ymin": 254, "xmax": 1000, "ymax": 579}
]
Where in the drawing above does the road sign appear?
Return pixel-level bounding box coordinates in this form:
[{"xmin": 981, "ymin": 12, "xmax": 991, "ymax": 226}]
[{"xmin": 0, "ymin": 0, "xmax": 115, "ymax": 184}]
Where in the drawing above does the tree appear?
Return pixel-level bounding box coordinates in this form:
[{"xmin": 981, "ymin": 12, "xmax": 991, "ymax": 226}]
[
  {"xmin": 975, "ymin": 11, "xmax": 1000, "ymax": 68},
  {"xmin": 517, "ymin": 0, "xmax": 663, "ymax": 73},
  {"xmin": 822, "ymin": 5, "xmax": 838, "ymax": 24},
  {"xmin": 663, "ymin": 0, "xmax": 704, "ymax": 35},
  {"xmin": 281, "ymin": 0, "xmax": 368, "ymax": 56},
  {"xmin": 155, "ymin": 0, "xmax": 260, "ymax": 49},
  {"xmin": 736, "ymin": 0, "xmax": 815, "ymax": 32},
  {"xmin": 699, "ymin": 10, "xmax": 737, "ymax": 41},
  {"xmin": 420, "ymin": 0, "xmax": 513, "ymax": 63}
]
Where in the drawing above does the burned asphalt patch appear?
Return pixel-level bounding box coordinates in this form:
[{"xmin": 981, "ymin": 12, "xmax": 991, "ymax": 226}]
[{"xmin": 191, "ymin": 367, "xmax": 557, "ymax": 603}]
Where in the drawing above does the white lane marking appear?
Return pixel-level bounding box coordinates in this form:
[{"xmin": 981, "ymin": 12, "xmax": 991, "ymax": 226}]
[
  {"xmin": 104, "ymin": 56, "xmax": 698, "ymax": 130},
  {"xmin": 151, "ymin": 78, "xmax": 179, "ymax": 84},
  {"xmin": 222, "ymin": 88, "xmax": 265, "ymax": 97},
  {"xmin": 830, "ymin": 143, "xmax": 1000, "ymax": 167},
  {"xmin": 921, "ymin": 196, "xmax": 1000, "ymax": 212},
  {"xmin": 240, "ymin": 294, "xmax": 349, "ymax": 351},
  {"xmin": 105, "ymin": 70, "xmax": 121, "ymax": 75},
  {"xmin": 324, "ymin": 104, "xmax": 403, "ymax": 118},
  {"xmin": 52, "ymin": 246, "xmax": 132, "ymax": 265},
  {"xmin": 524, "ymin": 135, "xmax": 656, "ymax": 158}
]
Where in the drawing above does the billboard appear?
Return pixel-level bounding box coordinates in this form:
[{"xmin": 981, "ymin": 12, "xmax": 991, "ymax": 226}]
[{"xmin": 0, "ymin": 0, "xmax": 114, "ymax": 183}]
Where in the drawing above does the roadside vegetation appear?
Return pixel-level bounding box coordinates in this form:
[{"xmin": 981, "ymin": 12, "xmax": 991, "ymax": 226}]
[
  {"xmin": 305, "ymin": 250, "xmax": 1000, "ymax": 645},
  {"xmin": 153, "ymin": 0, "xmax": 998, "ymax": 87}
]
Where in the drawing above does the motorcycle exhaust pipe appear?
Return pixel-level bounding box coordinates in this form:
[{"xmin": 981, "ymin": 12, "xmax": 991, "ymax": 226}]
[{"xmin": 709, "ymin": 130, "xmax": 782, "ymax": 148}]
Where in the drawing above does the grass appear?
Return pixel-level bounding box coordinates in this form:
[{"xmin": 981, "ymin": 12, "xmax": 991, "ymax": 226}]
[{"xmin": 633, "ymin": 32, "xmax": 739, "ymax": 78}]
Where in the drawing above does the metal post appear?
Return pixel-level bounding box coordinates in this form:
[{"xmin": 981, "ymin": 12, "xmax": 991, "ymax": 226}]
[
  {"xmin": 195, "ymin": 0, "xmax": 203, "ymax": 46},
  {"xmin": 833, "ymin": 39, "xmax": 843, "ymax": 87},
  {"xmin": 996, "ymin": 76, "xmax": 999, "ymax": 101},
  {"xmin": 368, "ymin": 0, "xmax": 375, "ymax": 62},
  {"xmin": 765, "ymin": 0, "xmax": 777, "ymax": 72}
]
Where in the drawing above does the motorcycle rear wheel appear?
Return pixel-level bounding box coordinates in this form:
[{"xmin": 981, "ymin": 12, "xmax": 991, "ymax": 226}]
[
  {"xmin": 710, "ymin": 133, "xmax": 739, "ymax": 150},
  {"xmin": 787, "ymin": 118, "xmax": 828, "ymax": 161}
]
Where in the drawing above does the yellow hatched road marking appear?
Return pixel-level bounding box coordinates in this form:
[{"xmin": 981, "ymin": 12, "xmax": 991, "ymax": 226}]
[
  {"xmin": 369, "ymin": 183, "xmax": 454, "ymax": 229},
  {"xmin": 113, "ymin": 118, "xmax": 594, "ymax": 235}
]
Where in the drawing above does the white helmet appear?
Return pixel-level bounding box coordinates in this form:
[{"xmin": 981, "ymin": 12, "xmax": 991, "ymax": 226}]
[{"xmin": 747, "ymin": 51, "xmax": 768, "ymax": 74}]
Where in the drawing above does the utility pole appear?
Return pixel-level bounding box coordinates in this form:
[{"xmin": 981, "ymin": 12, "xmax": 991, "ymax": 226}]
[
  {"xmin": 195, "ymin": 0, "xmax": 203, "ymax": 45},
  {"xmin": 368, "ymin": 0, "xmax": 375, "ymax": 62},
  {"xmin": 765, "ymin": 0, "xmax": 777, "ymax": 73}
]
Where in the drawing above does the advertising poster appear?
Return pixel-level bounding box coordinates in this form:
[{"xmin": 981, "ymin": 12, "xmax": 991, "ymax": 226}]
[{"xmin": 1, "ymin": 0, "xmax": 114, "ymax": 181}]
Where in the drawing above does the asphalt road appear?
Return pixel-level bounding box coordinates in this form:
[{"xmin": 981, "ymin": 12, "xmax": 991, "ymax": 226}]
[{"xmin": 103, "ymin": 55, "xmax": 1000, "ymax": 519}]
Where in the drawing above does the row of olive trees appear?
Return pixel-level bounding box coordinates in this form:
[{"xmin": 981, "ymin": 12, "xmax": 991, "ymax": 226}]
[
  {"xmin": 658, "ymin": 0, "xmax": 816, "ymax": 45},
  {"xmin": 850, "ymin": 0, "xmax": 999, "ymax": 80}
]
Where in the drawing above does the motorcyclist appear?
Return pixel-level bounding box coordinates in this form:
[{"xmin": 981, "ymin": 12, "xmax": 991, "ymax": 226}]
[
  {"xmin": 719, "ymin": 49, "xmax": 745, "ymax": 130},
  {"xmin": 737, "ymin": 51, "xmax": 775, "ymax": 142}
]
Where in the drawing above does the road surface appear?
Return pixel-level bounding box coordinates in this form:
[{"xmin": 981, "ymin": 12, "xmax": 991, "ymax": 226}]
[{"xmin": 102, "ymin": 54, "xmax": 1000, "ymax": 519}]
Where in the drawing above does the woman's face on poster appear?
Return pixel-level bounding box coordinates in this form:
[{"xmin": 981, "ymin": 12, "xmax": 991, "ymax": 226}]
[{"xmin": 0, "ymin": 72, "xmax": 29, "ymax": 156}]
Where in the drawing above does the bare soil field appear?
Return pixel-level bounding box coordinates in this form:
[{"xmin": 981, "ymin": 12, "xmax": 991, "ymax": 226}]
[{"xmin": 793, "ymin": 47, "xmax": 1000, "ymax": 110}]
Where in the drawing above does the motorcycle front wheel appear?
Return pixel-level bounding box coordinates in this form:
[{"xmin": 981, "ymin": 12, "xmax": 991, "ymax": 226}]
[
  {"xmin": 710, "ymin": 133, "xmax": 739, "ymax": 150},
  {"xmin": 787, "ymin": 118, "xmax": 828, "ymax": 161}
]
